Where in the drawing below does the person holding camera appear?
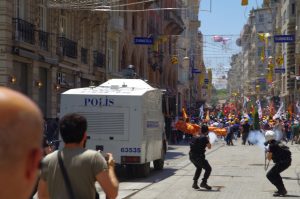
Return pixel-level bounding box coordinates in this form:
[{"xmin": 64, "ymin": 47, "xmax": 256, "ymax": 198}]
[
  {"xmin": 189, "ymin": 124, "xmax": 212, "ymax": 190},
  {"xmin": 264, "ymin": 130, "xmax": 291, "ymax": 197},
  {"xmin": 38, "ymin": 113, "xmax": 119, "ymax": 199}
]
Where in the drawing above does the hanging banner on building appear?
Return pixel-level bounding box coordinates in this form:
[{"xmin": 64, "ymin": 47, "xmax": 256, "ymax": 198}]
[
  {"xmin": 134, "ymin": 37, "xmax": 154, "ymax": 45},
  {"xmin": 274, "ymin": 35, "xmax": 295, "ymax": 43},
  {"xmin": 274, "ymin": 68, "xmax": 285, "ymax": 73},
  {"xmin": 192, "ymin": 68, "xmax": 201, "ymax": 74}
]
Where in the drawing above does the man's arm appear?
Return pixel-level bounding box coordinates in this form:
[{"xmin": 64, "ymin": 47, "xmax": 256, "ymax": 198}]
[
  {"xmin": 96, "ymin": 153, "xmax": 119, "ymax": 199},
  {"xmin": 207, "ymin": 137, "xmax": 211, "ymax": 149},
  {"xmin": 37, "ymin": 179, "xmax": 50, "ymax": 199},
  {"xmin": 266, "ymin": 152, "xmax": 272, "ymax": 160}
]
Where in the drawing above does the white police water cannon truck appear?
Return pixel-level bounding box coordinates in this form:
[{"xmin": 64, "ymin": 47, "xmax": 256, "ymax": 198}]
[{"xmin": 60, "ymin": 79, "xmax": 167, "ymax": 177}]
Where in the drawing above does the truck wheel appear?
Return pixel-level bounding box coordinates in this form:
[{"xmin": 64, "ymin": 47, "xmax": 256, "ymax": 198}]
[{"xmin": 153, "ymin": 148, "xmax": 165, "ymax": 170}]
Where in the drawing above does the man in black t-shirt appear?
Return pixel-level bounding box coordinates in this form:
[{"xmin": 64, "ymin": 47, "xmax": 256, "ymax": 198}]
[
  {"xmin": 189, "ymin": 125, "xmax": 212, "ymax": 190},
  {"xmin": 265, "ymin": 130, "xmax": 291, "ymax": 197}
]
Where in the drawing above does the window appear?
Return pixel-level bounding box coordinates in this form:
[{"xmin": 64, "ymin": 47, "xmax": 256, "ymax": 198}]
[
  {"xmin": 38, "ymin": 0, "xmax": 47, "ymax": 30},
  {"xmin": 59, "ymin": 15, "xmax": 67, "ymax": 37},
  {"xmin": 283, "ymin": 10, "xmax": 286, "ymax": 25},
  {"xmin": 258, "ymin": 14, "xmax": 264, "ymax": 23},
  {"xmin": 15, "ymin": 0, "xmax": 25, "ymax": 19},
  {"xmin": 80, "ymin": 20, "xmax": 88, "ymax": 47},
  {"xmin": 132, "ymin": 14, "xmax": 136, "ymax": 32},
  {"xmin": 292, "ymin": 3, "xmax": 295, "ymax": 16},
  {"xmin": 108, "ymin": 40, "xmax": 118, "ymax": 73}
]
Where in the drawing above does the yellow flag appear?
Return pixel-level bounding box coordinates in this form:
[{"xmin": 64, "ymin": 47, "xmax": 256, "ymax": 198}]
[
  {"xmin": 258, "ymin": 33, "xmax": 265, "ymax": 42},
  {"xmin": 152, "ymin": 41, "xmax": 158, "ymax": 52},
  {"xmin": 267, "ymin": 63, "xmax": 274, "ymax": 83},
  {"xmin": 276, "ymin": 55, "xmax": 284, "ymax": 66},
  {"xmin": 241, "ymin": 0, "xmax": 248, "ymax": 6},
  {"xmin": 171, "ymin": 56, "xmax": 179, "ymax": 65},
  {"xmin": 260, "ymin": 46, "xmax": 265, "ymax": 62},
  {"xmin": 264, "ymin": 0, "xmax": 270, "ymax": 6},
  {"xmin": 182, "ymin": 108, "xmax": 188, "ymax": 121},
  {"xmin": 199, "ymin": 72, "xmax": 204, "ymax": 85}
]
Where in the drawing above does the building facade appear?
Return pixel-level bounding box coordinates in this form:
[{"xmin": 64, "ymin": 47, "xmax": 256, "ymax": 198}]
[{"xmin": 0, "ymin": 0, "xmax": 202, "ymax": 119}]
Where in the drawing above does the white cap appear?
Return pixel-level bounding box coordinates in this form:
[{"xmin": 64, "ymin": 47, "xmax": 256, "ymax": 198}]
[{"xmin": 265, "ymin": 130, "xmax": 275, "ymax": 141}]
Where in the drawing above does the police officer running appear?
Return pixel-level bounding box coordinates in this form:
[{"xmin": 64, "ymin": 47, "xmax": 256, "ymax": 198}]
[
  {"xmin": 189, "ymin": 125, "xmax": 212, "ymax": 190},
  {"xmin": 265, "ymin": 130, "xmax": 291, "ymax": 197}
]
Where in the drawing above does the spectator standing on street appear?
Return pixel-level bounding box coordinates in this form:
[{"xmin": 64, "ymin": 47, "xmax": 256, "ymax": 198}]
[
  {"xmin": 265, "ymin": 130, "xmax": 291, "ymax": 197},
  {"xmin": 241, "ymin": 119, "xmax": 250, "ymax": 145},
  {"xmin": 291, "ymin": 120, "xmax": 300, "ymax": 144},
  {"xmin": 38, "ymin": 113, "xmax": 119, "ymax": 199},
  {"xmin": 0, "ymin": 87, "xmax": 44, "ymax": 199},
  {"xmin": 189, "ymin": 124, "xmax": 212, "ymax": 190}
]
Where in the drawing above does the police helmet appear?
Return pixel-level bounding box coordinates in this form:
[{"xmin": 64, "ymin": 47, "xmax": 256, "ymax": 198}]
[{"xmin": 265, "ymin": 130, "xmax": 275, "ymax": 141}]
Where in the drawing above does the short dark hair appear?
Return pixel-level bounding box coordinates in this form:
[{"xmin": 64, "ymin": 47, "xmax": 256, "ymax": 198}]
[
  {"xmin": 201, "ymin": 124, "xmax": 209, "ymax": 134},
  {"xmin": 59, "ymin": 113, "xmax": 87, "ymax": 144}
]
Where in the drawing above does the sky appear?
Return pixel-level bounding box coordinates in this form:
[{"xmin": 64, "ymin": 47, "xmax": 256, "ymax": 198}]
[{"xmin": 198, "ymin": 0, "xmax": 264, "ymax": 88}]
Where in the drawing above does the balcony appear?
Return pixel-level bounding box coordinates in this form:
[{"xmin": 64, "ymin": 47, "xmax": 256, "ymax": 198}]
[
  {"xmin": 93, "ymin": 50, "xmax": 105, "ymax": 68},
  {"xmin": 12, "ymin": 18, "xmax": 35, "ymax": 44},
  {"xmin": 164, "ymin": 10, "xmax": 185, "ymax": 35},
  {"xmin": 81, "ymin": 48, "xmax": 88, "ymax": 64},
  {"xmin": 38, "ymin": 30, "xmax": 49, "ymax": 51},
  {"xmin": 57, "ymin": 37, "xmax": 77, "ymax": 59}
]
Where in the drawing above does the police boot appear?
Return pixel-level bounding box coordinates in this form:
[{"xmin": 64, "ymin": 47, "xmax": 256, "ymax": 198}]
[
  {"xmin": 273, "ymin": 188, "xmax": 287, "ymax": 197},
  {"xmin": 192, "ymin": 181, "xmax": 199, "ymax": 189},
  {"xmin": 200, "ymin": 181, "xmax": 212, "ymax": 190}
]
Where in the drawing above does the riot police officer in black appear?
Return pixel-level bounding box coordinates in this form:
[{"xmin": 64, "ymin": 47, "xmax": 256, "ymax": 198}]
[
  {"xmin": 189, "ymin": 125, "xmax": 212, "ymax": 190},
  {"xmin": 265, "ymin": 130, "xmax": 291, "ymax": 197}
]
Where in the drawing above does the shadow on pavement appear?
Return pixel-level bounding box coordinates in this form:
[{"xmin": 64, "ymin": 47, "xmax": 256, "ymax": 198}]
[
  {"xmin": 282, "ymin": 176, "xmax": 300, "ymax": 181},
  {"xmin": 165, "ymin": 151, "xmax": 186, "ymax": 160},
  {"xmin": 195, "ymin": 185, "xmax": 225, "ymax": 192},
  {"xmin": 283, "ymin": 195, "xmax": 300, "ymax": 197},
  {"xmin": 117, "ymin": 167, "xmax": 177, "ymax": 183},
  {"xmin": 197, "ymin": 189, "xmax": 220, "ymax": 192}
]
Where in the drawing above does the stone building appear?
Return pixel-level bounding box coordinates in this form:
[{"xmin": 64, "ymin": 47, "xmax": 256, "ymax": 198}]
[{"xmin": 0, "ymin": 0, "xmax": 196, "ymax": 119}]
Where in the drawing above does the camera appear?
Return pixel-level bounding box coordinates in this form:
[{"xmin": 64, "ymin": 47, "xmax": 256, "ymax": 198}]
[
  {"xmin": 98, "ymin": 150, "xmax": 109, "ymax": 161},
  {"xmin": 264, "ymin": 141, "xmax": 269, "ymax": 146}
]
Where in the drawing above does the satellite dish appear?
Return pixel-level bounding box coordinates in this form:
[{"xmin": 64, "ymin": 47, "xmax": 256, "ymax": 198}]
[{"xmin": 236, "ymin": 38, "xmax": 242, "ymax": 46}]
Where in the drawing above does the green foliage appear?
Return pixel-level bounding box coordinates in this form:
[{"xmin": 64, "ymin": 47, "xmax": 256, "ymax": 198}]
[
  {"xmin": 211, "ymin": 88, "xmax": 228, "ymax": 107},
  {"xmin": 253, "ymin": 108, "xmax": 260, "ymax": 130}
]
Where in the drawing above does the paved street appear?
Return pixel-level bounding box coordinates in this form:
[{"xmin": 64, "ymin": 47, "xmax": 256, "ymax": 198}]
[{"xmin": 104, "ymin": 138, "xmax": 300, "ymax": 199}]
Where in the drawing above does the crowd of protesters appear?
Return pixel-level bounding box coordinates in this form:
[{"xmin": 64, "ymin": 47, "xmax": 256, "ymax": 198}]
[{"xmin": 167, "ymin": 107, "xmax": 300, "ymax": 146}]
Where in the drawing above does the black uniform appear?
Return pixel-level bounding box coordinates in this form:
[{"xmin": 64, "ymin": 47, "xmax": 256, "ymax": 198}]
[
  {"xmin": 266, "ymin": 140, "xmax": 291, "ymax": 196},
  {"xmin": 189, "ymin": 135, "xmax": 212, "ymax": 186}
]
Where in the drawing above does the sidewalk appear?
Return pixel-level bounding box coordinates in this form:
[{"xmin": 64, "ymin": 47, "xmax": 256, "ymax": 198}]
[{"xmin": 130, "ymin": 139, "xmax": 300, "ymax": 199}]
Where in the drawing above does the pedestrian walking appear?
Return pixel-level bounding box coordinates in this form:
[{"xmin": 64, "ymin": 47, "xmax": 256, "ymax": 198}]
[
  {"xmin": 264, "ymin": 130, "xmax": 291, "ymax": 197},
  {"xmin": 189, "ymin": 124, "xmax": 212, "ymax": 190},
  {"xmin": 38, "ymin": 113, "xmax": 119, "ymax": 199},
  {"xmin": 0, "ymin": 87, "xmax": 44, "ymax": 199}
]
